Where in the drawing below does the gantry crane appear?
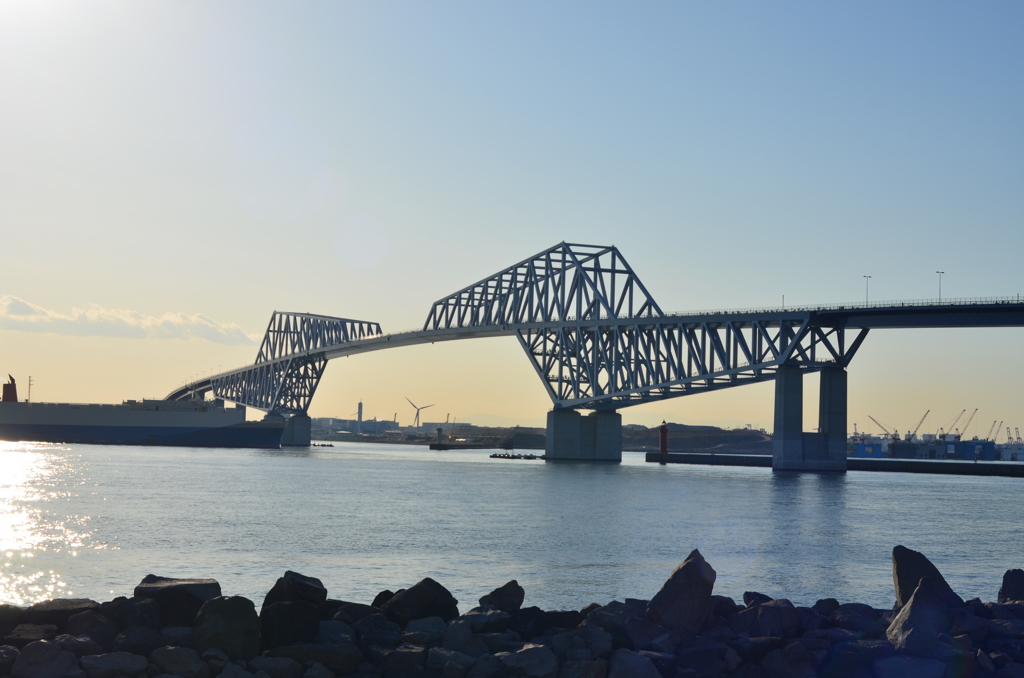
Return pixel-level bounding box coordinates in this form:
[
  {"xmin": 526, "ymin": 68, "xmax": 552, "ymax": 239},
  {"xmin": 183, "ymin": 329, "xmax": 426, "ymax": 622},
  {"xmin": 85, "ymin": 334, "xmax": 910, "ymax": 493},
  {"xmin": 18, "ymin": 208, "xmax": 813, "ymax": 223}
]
[
  {"xmin": 908, "ymin": 410, "xmax": 930, "ymax": 442},
  {"xmin": 868, "ymin": 416, "xmax": 899, "ymax": 441},
  {"xmin": 939, "ymin": 409, "xmax": 966, "ymax": 441},
  {"xmin": 959, "ymin": 408, "xmax": 979, "ymax": 440}
]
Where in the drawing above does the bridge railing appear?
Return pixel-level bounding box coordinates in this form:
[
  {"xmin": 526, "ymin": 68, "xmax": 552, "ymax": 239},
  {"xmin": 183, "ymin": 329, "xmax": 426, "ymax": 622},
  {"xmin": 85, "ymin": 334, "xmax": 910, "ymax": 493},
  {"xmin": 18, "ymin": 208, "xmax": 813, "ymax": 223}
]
[{"xmin": 666, "ymin": 295, "xmax": 1024, "ymax": 318}]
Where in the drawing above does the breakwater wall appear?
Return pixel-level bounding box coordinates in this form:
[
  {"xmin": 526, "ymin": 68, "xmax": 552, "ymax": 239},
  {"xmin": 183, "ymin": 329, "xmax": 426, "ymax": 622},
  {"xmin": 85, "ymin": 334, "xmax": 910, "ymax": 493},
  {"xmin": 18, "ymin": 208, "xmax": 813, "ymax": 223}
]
[
  {"xmin": 646, "ymin": 452, "xmax": 1024, "ymax": 477},
  {"xmin": 1, "ymin": 547, "xmax": 1023, "ymax": 678}
]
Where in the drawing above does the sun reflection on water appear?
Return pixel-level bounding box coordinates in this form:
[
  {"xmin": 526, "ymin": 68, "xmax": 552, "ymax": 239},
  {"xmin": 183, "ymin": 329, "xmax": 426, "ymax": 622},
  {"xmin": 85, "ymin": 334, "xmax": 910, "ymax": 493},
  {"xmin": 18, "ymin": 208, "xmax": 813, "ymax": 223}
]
[{"xmin": 0, "ymin": 442, "xmax": 97, "ymax": 604}]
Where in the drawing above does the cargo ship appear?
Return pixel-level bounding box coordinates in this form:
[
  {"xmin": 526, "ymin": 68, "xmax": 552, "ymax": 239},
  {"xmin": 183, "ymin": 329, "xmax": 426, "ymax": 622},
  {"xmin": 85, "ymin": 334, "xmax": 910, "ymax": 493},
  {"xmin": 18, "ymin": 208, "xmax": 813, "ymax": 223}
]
[{"xmin": 0, "ymin": 376, "xmax": 284, "ymax": 448}]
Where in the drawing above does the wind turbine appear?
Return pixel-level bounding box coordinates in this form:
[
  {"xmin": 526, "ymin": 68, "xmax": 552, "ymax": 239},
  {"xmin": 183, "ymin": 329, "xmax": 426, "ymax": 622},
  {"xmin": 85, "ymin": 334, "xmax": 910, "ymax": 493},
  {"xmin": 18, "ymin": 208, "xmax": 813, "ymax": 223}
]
[{"xmin": 406, "ymin": 397, "xmax": 434, "ymax": 428}]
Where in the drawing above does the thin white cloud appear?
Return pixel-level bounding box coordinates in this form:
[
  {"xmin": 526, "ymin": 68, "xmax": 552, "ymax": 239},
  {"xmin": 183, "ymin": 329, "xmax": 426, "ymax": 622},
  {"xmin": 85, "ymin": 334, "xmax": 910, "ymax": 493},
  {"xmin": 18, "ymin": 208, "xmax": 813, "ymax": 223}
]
[{"xmin": 0, "ymin": 296, "xmax": 258, "ymax": 346}]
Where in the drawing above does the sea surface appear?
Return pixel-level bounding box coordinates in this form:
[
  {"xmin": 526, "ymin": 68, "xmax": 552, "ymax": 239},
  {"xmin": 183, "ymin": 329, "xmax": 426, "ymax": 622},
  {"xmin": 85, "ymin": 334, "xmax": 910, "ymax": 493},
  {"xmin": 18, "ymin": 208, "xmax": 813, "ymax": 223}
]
[{"xmin": 1, "ymin": 440, "xmax": 1021, "ymax": 612}]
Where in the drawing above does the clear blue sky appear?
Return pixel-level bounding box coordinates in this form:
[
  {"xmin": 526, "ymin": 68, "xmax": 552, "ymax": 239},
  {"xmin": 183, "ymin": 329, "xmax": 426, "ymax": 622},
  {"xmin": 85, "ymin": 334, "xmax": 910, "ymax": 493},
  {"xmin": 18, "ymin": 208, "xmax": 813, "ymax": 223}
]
[{"xmin": 2, "ymin": 1, "xmax": 1022, "ymax": 434}]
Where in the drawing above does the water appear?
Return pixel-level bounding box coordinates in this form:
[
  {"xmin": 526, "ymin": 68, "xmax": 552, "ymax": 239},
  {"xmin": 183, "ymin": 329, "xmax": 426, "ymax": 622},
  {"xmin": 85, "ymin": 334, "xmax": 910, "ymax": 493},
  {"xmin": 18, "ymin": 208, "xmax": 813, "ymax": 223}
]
[{"xmin": 1, "ymin": 440, "xmax": 1022, "ymax": 611}]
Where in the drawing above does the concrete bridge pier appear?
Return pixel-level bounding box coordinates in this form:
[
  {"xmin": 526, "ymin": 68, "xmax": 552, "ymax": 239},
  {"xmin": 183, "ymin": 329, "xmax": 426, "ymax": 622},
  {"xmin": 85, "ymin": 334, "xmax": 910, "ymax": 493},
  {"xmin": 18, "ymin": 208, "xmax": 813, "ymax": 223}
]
[
  {"xmin": 281, "ymin": 414, "xmax": 312, "ymax": 447},
  {"xmin": 772, "ymin": 365, "xmax": 847, "ymax": 472},
  {"xmin": 545, "ymin": 409, "xmax": 621, "ymax": 461}
]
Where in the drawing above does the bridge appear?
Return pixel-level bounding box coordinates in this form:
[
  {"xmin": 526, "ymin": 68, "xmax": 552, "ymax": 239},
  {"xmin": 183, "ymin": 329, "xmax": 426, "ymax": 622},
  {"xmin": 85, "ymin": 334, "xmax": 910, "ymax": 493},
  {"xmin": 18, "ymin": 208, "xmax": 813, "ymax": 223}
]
[{"xmin": 166, "ymin": 242, "xmax": 1024, "ymax": 471}]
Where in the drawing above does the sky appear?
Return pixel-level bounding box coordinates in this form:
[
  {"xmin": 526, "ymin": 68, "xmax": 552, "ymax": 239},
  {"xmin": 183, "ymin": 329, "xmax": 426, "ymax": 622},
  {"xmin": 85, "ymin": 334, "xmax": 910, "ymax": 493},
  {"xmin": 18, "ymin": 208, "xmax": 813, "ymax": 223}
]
[{"xmin": 1, "ymin": 1, "xmax": 1022, "ymax": 436}]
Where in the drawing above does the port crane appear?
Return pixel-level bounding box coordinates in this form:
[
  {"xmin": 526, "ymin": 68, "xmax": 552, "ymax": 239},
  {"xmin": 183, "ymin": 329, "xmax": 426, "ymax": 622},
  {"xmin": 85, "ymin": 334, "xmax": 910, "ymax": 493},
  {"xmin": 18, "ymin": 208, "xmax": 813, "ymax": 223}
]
[
  {"xmin": 985, "ymin": 420, "xmax": 1000, "ymax": 442},
  {"xmin": 868, "ymin": 416, "xmax": 899, "ymax": 441},
  {"xmin": 908, "ymin": 410, "xmax": 930, "ymax": 442},
  {"xmin": 938, "ymin": 409, "xmax": 966, "ymax": 441},
  {"xmin": 959, "ymin": 408, "xmax": 979, "ymax": 440}
]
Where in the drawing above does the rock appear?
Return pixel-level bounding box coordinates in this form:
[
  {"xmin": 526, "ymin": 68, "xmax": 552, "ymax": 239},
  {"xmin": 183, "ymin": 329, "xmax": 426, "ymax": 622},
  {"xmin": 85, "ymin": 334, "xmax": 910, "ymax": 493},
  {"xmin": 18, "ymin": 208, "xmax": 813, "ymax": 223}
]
[
  {"xmin": 987, "ymin": 618, "xmax": 1024, "ymax": 638},
  {"xmin": 112, "ymin": 626, "xmax": 166, "ymax": 656},
  {"xmin": 331, "ymin": 604, "xmax": 379, "ymax": 627},
  {"xmin": 380, "ymin": 644, "xmax": 426, "ymax": 677},
  {"xmin": 508, "ymin": 609, "xmax": 547, "ymax": 642},
  {"xmin": 744, "ymin": 592, "xmax": 773, "ymax": 608},
  {"xmin": 63, "ymin": 613, "xmax": 119, "ymax": 652},
  {"xmin": 260, "ymin": 601, "xmax": 320, "ymax": 650},
  {"xmin": 302, "ymin": 662, "xmax": 334, "ymax": 678},
  {"xmin": 51, "ymin": 635, "xmax": 104, "ymax": 658},
  {"xmin": 480, "ymin": 633, "xmax": 524, "ymax": 655},
  {"xmin": 371, "ymin": 592, "xmax": 395, "ymax": 609},
  {"xmin": 402, "ymin": 617, "xmax": 446, "ymax": 645},
  {"xmin": 623, "ymin": 617, "xmax": 677, "ymax": 653},
  {"xmin": 495, "ymin": 644, "xmax": 558, "ymax": 678},
  {"xmin": 427, "ymin": 647, "xmax": 476, "ymax": 673},
  {"xmin": 812, "ymin": 599, "xmax": 840, "ymax": 616},
  {"xmin": 192, "ymin": 596, "xmax": 260, "ymax": 660},
  {"xmin": 134, "ymin": 576, "xmax": 222, "ymax": 627},
  {"xmin": 248, "ymin": 657, "xmax": 304, "ymax": 678},
  {"xmin": 261, "ymin": 572, "xmax": 328, "ymax": 614},
  {"xmin": 759, "ymin": 643, "xmax": 816, "ymax": 678},
  {"xmin": 80, "ymin": 652, "xmax": 149, "ymax": 678},
  {"xmin": 645, "ymin": 549, "xmax": 716, "ymax": 638},
  {"xmin": 0, "ymin": 645, "xmax": 19, "ymax": 674},
  {"xmin": 731, "ymin": 637, "xmax": 785, "ymax": 664},
  {"xmin": 1, "ymin": 605, "xmax": 25, "ymax": 630},
  {"xmin": 161, "ymin": 626, "xmax": 193, "ymax": 647},
  {"xmin": 675, "ymin": 646, "xmax": 725, "ymax": 674},
  {"xmin": 556, "ymin": 661, "xmax": 605, "ymax": 678},
  {"xmin": 98, "ymin": 598, "xmax": 161, "ymax": 632},
  {"xmin": 265, "ymin": 644, "xmax": 364, "ymax": 676},
  {"xmin": 710, "ymin": 595, "xmax": 740, "ymax": 619},
  {"xmin": 315, "ymin": 621, "xmax": 356, "ymax": 645},
  {"xmin": 891, "ymin": 546, "xmax": 963, "ymax": 611},
  {"xmin": 465, "ymin": 654, "xmax": 508, "ymax": 678},
  {"xmin": 380, "ymin": 579, "xmax": 459, "ymax": 626},
  {"xmin": 5, "ymin": 625, "xmax": 59, "ymax": 649},
  {"xmin": 11, "ymin": 640, "xmax": 85, "ymax": 678},
  {"xmin": 873, "ymin": 655, "xmax": 945, "ymax": 678},
  {"xmin": 479, "ymin": 583, "xmax": 525, "ymax": 615},
  {"xmin": 23, "ymin": 601, "xmax": 100, "ymax": 631},
  {"xmin": 551, "ymin": 625, "xmax": 612, "ymax": 662},
  {"xmin": 463, "ymin": 608, "xmax": 512, "ymax": 634},
  {"xmin": 542, "ymin": 612, "xmax": 580, "ymax": 632},
  {"xmin": 998, "ymin": 663, "xmax": 1024, "ymax": 678},
  {"xmin": 443, "ymin": 620, "xmax": 474, "ymax": 653},
  {"xmin": 150, "ymin": 646, "xmax": 211, "ymax": 678},
  {"xmin": 1001, "ymin": 571, "xmax": 1024, "ymax": 605},
  {"xmin": 730, "ymin": 600, "xmax": 800, "ymax": 639},
  {"xmin": 582, "ymin": 603, "xmax": 641, "ymax": 649},
  {"xmin": 638, "ymin": 650, "xmax": 677, "ymax": 677},
  {"xmin": 352, "ymin": 614, "xmax": 402, "ymax": 649},
  {"xmin": 220, "ymin": 663, "xmax": 256, "ymax": 678},
  {"xmin": 886, "ymin": 577, "xmax": 952, "ymax": 657},
  {"xmin": 606, "ymin": 648, "xmax": 660, "ymax": 678}
]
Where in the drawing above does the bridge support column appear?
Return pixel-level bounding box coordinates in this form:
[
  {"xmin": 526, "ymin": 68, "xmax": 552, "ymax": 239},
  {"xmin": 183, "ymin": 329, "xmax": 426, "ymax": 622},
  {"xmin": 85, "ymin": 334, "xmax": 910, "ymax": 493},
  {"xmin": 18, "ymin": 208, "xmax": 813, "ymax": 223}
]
[
  {"xmin": 545, "ymin": 409, "xmax": 621, "ymax": 462},
  {"xmin": 281, "ymin": 414, "xmax": 311, "ymax": 447},
  {"xmin": 772, "ymin": 365, "xmax": 847, "ymax": 472}
]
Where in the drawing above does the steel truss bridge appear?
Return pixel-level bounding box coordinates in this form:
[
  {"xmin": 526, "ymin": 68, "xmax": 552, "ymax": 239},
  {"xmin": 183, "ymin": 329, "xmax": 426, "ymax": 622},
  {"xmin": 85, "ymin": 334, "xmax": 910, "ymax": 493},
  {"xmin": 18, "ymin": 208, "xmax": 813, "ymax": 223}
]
[{"xmin": 166, "ymin": 242, "xmax": 1024, "ymax": 424}]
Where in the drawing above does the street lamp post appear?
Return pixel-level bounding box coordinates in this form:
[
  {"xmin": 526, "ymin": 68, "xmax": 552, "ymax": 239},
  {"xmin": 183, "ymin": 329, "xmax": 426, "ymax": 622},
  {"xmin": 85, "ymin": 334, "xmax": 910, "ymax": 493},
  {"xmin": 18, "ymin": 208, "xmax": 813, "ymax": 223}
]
[
  {"xmin": 936, "ymin": 271, "xmax": 945, "ymax": 302},
  {"xmin": 863, "ymin": 275, "xmax": 872, "ymax": 304}
]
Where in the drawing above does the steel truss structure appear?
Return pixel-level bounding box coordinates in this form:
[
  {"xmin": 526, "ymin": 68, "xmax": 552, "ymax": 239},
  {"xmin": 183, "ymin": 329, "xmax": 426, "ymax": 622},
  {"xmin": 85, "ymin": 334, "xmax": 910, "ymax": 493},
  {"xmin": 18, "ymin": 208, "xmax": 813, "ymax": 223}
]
[
  {"xmin": 166, "ymin": 312, "xmax": 381, "ymax": 415},
  {"xmin": 166, "ymin": 242, "xmax": 1024, "ymax": 415}
]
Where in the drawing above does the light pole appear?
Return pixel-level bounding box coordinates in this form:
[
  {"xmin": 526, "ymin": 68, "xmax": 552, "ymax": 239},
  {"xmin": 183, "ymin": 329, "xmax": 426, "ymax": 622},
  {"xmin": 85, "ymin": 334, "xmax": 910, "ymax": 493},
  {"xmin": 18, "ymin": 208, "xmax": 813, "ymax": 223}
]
[
  {"xmin": 863, "ymin": 275, "xmax": 872, "ymax": 304},
  {"xmin": 936, "ymin": 271, "xmax": 945, "ymax": 301}
]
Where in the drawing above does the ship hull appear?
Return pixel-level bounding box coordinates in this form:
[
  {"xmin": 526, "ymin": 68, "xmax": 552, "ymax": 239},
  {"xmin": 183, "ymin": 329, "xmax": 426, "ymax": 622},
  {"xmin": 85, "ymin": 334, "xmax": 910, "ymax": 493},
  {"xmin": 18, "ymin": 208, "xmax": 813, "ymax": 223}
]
[{"xmin": 0, "ymin": 401, "xmax": 285, "ymax": 448}]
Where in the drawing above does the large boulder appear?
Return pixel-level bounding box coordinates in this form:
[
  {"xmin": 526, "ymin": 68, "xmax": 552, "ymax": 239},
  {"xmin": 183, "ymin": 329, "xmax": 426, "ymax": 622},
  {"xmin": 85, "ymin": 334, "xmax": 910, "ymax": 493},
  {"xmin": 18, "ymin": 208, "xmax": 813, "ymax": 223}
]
[
  {"xmin": 557, "ymin": 661, "xmax": 606, "ymax": 678},
  {"xmin": 380, "ymin": 644, "xmax": 427, "ymax": 677},
  {"xmin": 463, "ymin": 607, "xmax": 512, "ymax": 634},
  {"xmin": 260, "ymin": 601, "xmax": 319, "ymax": 650},
  {"xmin": 80, "ymin": 652, "xmax": 149, "ymax": 678},
  {"xmin": 1, "ymin": 605, "xmax": 24, "ymax": 631},
  {"xmin": 314, "ymin": 621, "xmax": 356, "ymax": 645},
  {"xmin": 261, "ymin": 572, "xmax": 328, "ymax": 614},
  {"xmin": 112, "ymin": 626, "xmax": 166, "ymax": 656},
  {"xmin": 873, "ymin": 654, "xmax": 945, "ymax": 678},
  {"xmin": 247, "ymin": 656, "xmax": 303, "ymax": 678},
  {"xmin": 760, "ymin": 643, "xmax": 816, "ymax": 678},
  {"xmin": 134, "ymin": 575, "xmax": 222, "ymax": 627},
  {"xmin": 402, "ymin": 617, "xmax": 446, "ymax": 645},
  {"xmin": 149, "ymin": 646, "xmax": 211, "ymax": 678},
  {"xmin": 0, "ymin": 645, "xmax": 19, "ymax": 675},
  {"xmin": 730, "ymin": 600, "xmax": 801, "ymax": 638},
  {"xmin": 624, "ymin": 617, "xmax": 677, "ymax": 653},
  {"xmin": 551, "ymin": 625, "xmax": 613, "ymax": 662},
  {"xmin": 508, "ymin": 608, "xmax": 547, "ymax": 642},
  {"xmin": 645, "ymin": 549, "xmax": 716, "ymax": 638},
  {"xmin": 352, "ymin": 614, "xmax": 401, "ymax": 649},
  {"xmin": 192, "ymin": 596, "xmax": 260, "ymax": 660},
  {"xmin": 265, "ymin": 643, "xmax": 364, "ymax": 676},
  {"xmin": 330, "ymin": 603, "xmax": 378, "ymax": 626},
  {"xmin": 63, "ymin": 612, "xmax": 119, "ymax": 652},
  {"xmin": 495, "ymin": 644, "xmax": 558, "ymax": 678},
  {"xmin": 426, "ymin": 647, "xmax": 476, "ymax": 674},
  {"xmin": 381, "ymin": 578, "xmax": 459, "ymax": 625},
  {"xmin": 11, "ymin": 640, "xmax": 85, "ymax": 678},
  {"xmin": 583, "ymin": 603, "xmax": 641, "ymax": 649},
  {"xmin": 606, "ymin": 648, "xmax": 661, "ymax": 678},
  {"xmin": 886, "ymin": 577, "xmax": 952, "ymax": 657},
  {"xmin": 5, "ymin": 625, "xmax": 58, "ymax": 649},
  {"xmin": 891, "ymin": 546, "xmax": 963, "ymax": 610},
  {"xmin": 51, "ymin": 635, "xmax": 104, "ymax": 658},
  {"xmin": 23, "ymin": 601, "xmax": 100, "ymax": 631},
  {"xmin": 98, "ymin": 598, "xmax": 161, "ymax": 631},
  {"xmin": 465, "ymin": 654, "xmax": 509, "ymax": 678},
  {"xmin": 1000, "ymin": 570, "xmax": 1024, "ymax": 604},
  {"xmin": 479, "ymin": 582, "xmax": 525, "ymax": 614}
]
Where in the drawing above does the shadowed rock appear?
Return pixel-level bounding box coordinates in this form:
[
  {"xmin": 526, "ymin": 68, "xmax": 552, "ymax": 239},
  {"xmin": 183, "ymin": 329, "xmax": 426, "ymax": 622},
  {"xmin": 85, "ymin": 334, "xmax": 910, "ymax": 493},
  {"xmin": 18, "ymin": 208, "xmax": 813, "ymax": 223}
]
[
  {"xmin": 479, "ymin": 582, "xmax": 525, "ymax": 614},
  {"xmin": 261, "ymin": 572, "xmax": 328, "ymax": 614},
  {"xmin": 134, "ymin": 575, "xmax": 222, "ymax": 627},
  {"xmin": 64, "ymin": 611, "xmax": 119, "ymax": 652},
  {"xmin": 99, "ymin": 597, "xmax": 160, "ymax": 631},
  {"xmin": 999, "ymin": 569, "xmax": 1024, "ymax": 604},
  {"xmin": 4, "ymin": 624, "xmax": 59, "ymax": 649},
  {"xmin": 886, "ymin": 577, "xmax": 952, "ymax": 657},
  {"xmin": 891, "ymin": 546, "xmax": 963, "ymax": 611},
  {"xmin": 80, "ymin": 652, "xmax": 149, "ymax": 678},
  {"xmin": 260, "ymin": 601, "xmax": 319, "ymax": 650},
  {"xmin": 380, "ymin": 578, "xmax": 459, "ymax": 625},
  {"xmin": 192, "ymin": 596, "xmax": 261, "ymax": 660},
  {"xmin": 12, "ymin": 640, "xmax": 85, "ymax": 678},
  {"xmin": 23, "ymin": 600, "xmax": 100, "ymax": 630},
  {"xmin": 646, "ymin": 549, "xmax": 716, "ymax": 638}
]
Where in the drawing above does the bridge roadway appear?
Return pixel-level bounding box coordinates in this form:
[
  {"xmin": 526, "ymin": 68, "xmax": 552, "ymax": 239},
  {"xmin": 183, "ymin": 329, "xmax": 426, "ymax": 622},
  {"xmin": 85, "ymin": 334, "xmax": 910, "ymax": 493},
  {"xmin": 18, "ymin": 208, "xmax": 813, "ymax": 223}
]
[{"xmin": 168, "ymin": 296, "xmax": 1024, "ymax": 471}]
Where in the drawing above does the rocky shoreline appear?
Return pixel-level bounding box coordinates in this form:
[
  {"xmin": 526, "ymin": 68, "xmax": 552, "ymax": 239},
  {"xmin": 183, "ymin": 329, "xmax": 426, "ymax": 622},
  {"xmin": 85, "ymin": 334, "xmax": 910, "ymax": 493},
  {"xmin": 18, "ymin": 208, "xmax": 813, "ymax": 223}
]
[{"xmin": 1, "ymin": 546, "xmax": 1023, "ymax": 678}]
